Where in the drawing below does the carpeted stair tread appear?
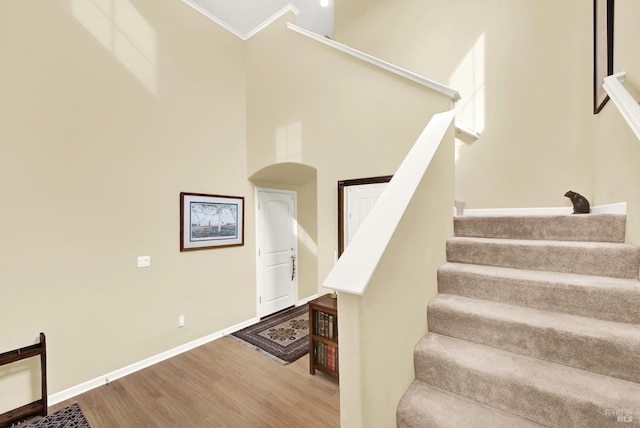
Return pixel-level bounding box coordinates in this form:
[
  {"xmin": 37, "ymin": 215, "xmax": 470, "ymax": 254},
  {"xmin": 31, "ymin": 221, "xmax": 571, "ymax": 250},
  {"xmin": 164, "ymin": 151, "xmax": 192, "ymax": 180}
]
[
  {"xmin": 397, "ymin": 381, "xmax": 544, "ymax": 428},
  {"xmin": 427, "ymin": 294, "xmax": 640, "ymax": 383},
  {"xmin": 446, "ymin": 237, "xmax": 640, "ymax": 279},
  {"xmin": 454, "ymin": 214, "xmax": 626, "ymax": 242},
  {"xmin": 438, "ymin": 262, "xmax": 640, "ymax": 324},
  {"xmin": 414, "ymin": 333, "xmax": 640, "ymax": 427},
  {"xmin": 399, "ymin": 212, "xmax": 640, "ymax": 426}
]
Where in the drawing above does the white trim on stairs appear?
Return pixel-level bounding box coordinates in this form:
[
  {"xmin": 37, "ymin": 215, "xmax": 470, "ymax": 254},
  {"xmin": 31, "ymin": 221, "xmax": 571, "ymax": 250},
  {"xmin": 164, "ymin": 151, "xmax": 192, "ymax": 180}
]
[
  {"xmin": 181, "ymin": 2, "xmax": 462, "ymax": 105},
  {"xmin": 460, "ymin": 202, "xmax": 627, "ymax": 217}
]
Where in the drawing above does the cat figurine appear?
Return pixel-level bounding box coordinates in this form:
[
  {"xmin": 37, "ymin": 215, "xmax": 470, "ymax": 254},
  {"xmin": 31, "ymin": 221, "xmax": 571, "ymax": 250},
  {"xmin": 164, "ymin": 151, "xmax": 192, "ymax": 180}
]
[{"xmin": 564, "ymin": 190, "xmax": 590, "ymax": 214}]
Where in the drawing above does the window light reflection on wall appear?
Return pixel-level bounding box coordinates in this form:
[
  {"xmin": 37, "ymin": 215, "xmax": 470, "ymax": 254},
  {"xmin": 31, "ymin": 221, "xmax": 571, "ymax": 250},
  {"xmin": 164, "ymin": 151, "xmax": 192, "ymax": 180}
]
[{"xmin": 72, "ymin": 0, "xmax": 157, "ymax": 95}]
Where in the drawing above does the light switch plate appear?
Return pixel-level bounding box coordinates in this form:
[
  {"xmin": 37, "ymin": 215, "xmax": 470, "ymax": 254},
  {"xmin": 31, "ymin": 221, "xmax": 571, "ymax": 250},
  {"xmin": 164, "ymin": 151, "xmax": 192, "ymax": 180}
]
[{"xmin": 137, "ymin": 256, "xmax": 151, "ymax": 268}]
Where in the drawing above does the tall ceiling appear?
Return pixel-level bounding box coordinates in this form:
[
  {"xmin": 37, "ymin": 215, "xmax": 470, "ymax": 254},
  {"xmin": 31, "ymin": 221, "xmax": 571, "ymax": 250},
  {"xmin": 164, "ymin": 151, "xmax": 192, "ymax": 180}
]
[{"xmin": 188, "ymin": 0, "xmax": 334, "ymax": 38}]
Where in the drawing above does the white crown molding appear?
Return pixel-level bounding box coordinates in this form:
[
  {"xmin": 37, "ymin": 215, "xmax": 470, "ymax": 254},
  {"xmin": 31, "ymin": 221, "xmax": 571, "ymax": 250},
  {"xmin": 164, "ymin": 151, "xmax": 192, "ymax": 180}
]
[
  {"xmin": 180, "ymin": 2, "xmax": 459, "ymax": 103},
  {"xmin": 181, "ymin": 0, "xmax": 245, "ymax": 39},
  {"xmin": 244, "ymin": 4, "xmax": 301, "ymax": 40},
  {"xmin": 286, "ymin": 23, "xmax": 461, "ymax": 102},
  {"xmin": 181, "ymin": 1, "xmax": 300, "ymax": 40}
]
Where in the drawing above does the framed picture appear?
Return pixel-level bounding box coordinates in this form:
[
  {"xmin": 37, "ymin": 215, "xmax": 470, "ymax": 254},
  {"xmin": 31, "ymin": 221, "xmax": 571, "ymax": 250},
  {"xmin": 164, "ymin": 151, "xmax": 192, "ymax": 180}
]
[
  {"xmin": 180, "ymin": 192, "xmax": 244, "ymax": 251},
  {"xmin": 594, "ymin": 0, "xmax": 615, "ymax": 114}
]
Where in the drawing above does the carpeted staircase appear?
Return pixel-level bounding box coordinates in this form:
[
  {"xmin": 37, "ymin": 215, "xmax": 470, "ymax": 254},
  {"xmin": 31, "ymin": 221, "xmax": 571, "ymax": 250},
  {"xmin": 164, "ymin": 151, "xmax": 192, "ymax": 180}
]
[{"xmin": 397, "ymin": 213, "xmax": 640, "ymax": 427}]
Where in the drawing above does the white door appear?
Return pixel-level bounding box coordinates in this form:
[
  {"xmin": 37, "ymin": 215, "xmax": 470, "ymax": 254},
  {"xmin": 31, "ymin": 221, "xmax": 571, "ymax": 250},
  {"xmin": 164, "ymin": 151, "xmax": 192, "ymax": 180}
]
[
  {"xmin": 345, "ymin": 182, "xmax": 388, "ymax": 249},
  {"xmin": 256, "ymin": 189, "xmax": 298, "ymax": 318}
]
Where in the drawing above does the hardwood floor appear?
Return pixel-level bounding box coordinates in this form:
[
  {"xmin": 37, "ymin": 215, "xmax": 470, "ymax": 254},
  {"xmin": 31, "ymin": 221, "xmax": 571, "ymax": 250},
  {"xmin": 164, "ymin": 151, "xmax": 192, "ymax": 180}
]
[{"xmin": 51, "ymin": 337, "xmax": 340, "ymax": 427}]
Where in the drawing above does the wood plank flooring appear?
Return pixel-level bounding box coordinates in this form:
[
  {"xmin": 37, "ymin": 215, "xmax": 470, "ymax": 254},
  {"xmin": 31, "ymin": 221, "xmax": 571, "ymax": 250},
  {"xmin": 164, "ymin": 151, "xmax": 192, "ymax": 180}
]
[{"xmin": 51, "ymin": 336, "xmax": 340, "ymax": 427}]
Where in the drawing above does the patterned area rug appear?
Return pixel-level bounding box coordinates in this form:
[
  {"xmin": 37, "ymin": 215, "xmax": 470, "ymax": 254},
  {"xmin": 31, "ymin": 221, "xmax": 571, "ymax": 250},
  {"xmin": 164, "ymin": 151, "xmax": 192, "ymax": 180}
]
[
  {"xmin": 24, "ymin": 403, "xmax": 90, "ymax": 428},
  {"xmin": 231, "ymin": 305, "xmax": 309, "ymax": 364}
]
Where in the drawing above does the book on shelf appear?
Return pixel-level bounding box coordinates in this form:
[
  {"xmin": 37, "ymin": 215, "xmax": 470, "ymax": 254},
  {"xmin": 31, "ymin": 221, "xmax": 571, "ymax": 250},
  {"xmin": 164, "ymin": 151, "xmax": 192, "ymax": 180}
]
[
  {"xmin": 317, "ymin": 311, "xmax": 321, "ymax": 336},
  {"xmin": 328, "ymin": 314, "xmax": 334, "ymax": 339},
  {"xmin": 323, "ymin": 311, "xmax": 327, "ymax": 337},
  {"xmin": 328, "ymin": 345, "xmax": 334, "ymax": 371},
  {"xmin": 316, "ymin": 342, "xmax": 329, "ymax": 366},
  {"xmin": 313, "ymin": 309, "xmax": 338, "ymax": 341}
]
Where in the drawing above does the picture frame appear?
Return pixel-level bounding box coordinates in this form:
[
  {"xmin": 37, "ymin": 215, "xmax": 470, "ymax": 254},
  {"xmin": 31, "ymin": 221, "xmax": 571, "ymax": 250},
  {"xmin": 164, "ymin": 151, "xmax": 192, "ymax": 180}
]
[
  {"xmin": 594, "ymin": 0, "xmax": 615, "ymax": 114},
  {"xmin": 180, "ymin": 192, "xmax": 244, "ymax": 251},
  {"xmin": 337, "ymin": 175, "xmax": 392, "ymax": 256}
]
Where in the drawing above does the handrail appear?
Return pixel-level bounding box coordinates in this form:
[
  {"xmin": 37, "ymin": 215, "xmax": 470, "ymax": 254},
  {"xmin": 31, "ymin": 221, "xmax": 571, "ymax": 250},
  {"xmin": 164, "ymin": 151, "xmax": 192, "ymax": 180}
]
[
  {"xmin": 323, "ymin": 110, "xmax": 456, "ymax": 295},
  {"xmin": 455, "ymin": 123, "xmax": 481, "ymax": 142},
  {"xmin": 180, "ymin": 2, "xmax": 461, "ymax": 103},
  {"xmin": 603, "ymin": 71, "xmax": 640, "ymax": 141},
  {"xmin": 287, "ymin": 24, "xmax": 461, "ymax": 102}
]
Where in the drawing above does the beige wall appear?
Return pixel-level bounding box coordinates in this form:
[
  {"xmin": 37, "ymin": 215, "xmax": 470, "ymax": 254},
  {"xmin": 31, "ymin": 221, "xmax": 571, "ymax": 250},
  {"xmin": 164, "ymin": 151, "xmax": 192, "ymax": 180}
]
[
  {"xmin": 5, "ymin": 0, "xmax": 632, "ymax": 416},
  {"xmin": 245, "ymin": 13, "xmax": 454, "ymax": 288},
  {"xmin": 593, "ymin": 0, "xmax": 640, "ymax": 244},
  {"xmin": 336, "ymin": 0, "xmax": 597, "ymax": 211},
  {"xmin": 337, "ymin": 0, "xmax": 640, "ymax": 244},
  {"xmin": 0, "ymin": 0, "xmax": 254, "ymax": 407},
  {"xmin": 332, "ymin": 1, "xmax": 640, "ymax": 423},
  {"xmin": 0, "ymin": 0, "xmax": 454, "ymax": 410}
]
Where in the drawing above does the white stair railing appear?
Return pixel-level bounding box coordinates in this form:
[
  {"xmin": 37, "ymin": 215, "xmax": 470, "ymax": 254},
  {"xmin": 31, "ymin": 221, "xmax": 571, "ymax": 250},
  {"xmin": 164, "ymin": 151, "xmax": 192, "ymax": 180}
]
[
  {"xmin": 603, "ymin": 72, "xmax": 640, "ymax": 141},
  {"xmin": 287, "ymin": 23, "xmax": 460, "ymax": 102},
  {"xmin": 323, "ymin": 110, "xmax": 455, "ymax": 295},
  {"xmin": 323, "ymin": 110, "xmax": 455, "ymax": 427}
]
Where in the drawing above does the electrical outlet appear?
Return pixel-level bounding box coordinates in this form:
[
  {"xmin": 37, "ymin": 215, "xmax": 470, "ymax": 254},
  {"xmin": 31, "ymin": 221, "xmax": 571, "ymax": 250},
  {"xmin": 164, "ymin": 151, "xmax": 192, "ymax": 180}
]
[
  {"xmin": 137, "ymin": 256, "xmax": 151, "ymax": 268},
  {"xmin": 178, "ymin": 315, "xmax": 185, "ymax": 328}
]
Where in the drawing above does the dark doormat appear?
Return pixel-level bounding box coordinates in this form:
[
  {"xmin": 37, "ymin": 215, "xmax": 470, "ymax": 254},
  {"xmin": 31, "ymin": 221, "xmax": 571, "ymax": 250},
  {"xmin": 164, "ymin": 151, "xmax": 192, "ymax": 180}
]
[
  {"xmin": 24, "ymin": 403, "xmax": 90, "ymax": 428},
  {"xmin": 230, "ymin": 305, "xmax": 309, "ymax": 364}
]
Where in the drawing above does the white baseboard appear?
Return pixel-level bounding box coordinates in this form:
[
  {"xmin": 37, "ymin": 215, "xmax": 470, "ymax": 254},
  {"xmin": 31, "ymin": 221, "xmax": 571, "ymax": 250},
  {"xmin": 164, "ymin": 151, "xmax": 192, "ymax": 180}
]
[
  {"xmin": 49, "ymin": 294, "xmax": 321, "ymax": 406},
  {"xmin": 48, "ymin": 316, "xmax": 260, "ymax": 406},
  {"xmin": 297, "ymin": 293, "xmax": 319, "ymax": 306},
  {"xmin": 460, "ymin": 202, "xmax": 627, "ymax": 217},
  {"xmin": 590, "ymin": 202, "xmax": 628, "ymax": 214}
]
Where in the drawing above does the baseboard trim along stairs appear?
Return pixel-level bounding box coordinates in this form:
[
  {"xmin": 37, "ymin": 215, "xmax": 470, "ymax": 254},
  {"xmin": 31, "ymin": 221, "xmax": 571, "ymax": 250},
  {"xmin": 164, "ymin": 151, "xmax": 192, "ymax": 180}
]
[{"xmin": 397, "ymin": 213, "xmax": 640, "ymax": 427}]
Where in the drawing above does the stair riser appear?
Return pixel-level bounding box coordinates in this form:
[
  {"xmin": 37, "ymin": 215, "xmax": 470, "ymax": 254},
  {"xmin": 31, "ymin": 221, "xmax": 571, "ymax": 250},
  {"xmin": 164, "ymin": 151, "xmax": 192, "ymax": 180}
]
[
  {"xmin": 454, "ymin": 214, "xmax": 626, "ymax": 242},
  {"xmin": 427, "ymin": 302, "xmax": 640, "ymax": 384},
  {"xmin": 414, "ymin": 341, "xmax": 637, "ymax": 427},
  {"xmin": 437, "ymin": 267, "xmax": 640, "ymax": 324},
  {"xmin": 446, "ymin": 239, "xmax": 640, "ymax": 279},
  {"xmin": 397, "ymin": 381, "xmax": 544, "ymax": 428},
  {"xmin": 399, "ymin": 214, "xmax": 640, "ymax": 427}
]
